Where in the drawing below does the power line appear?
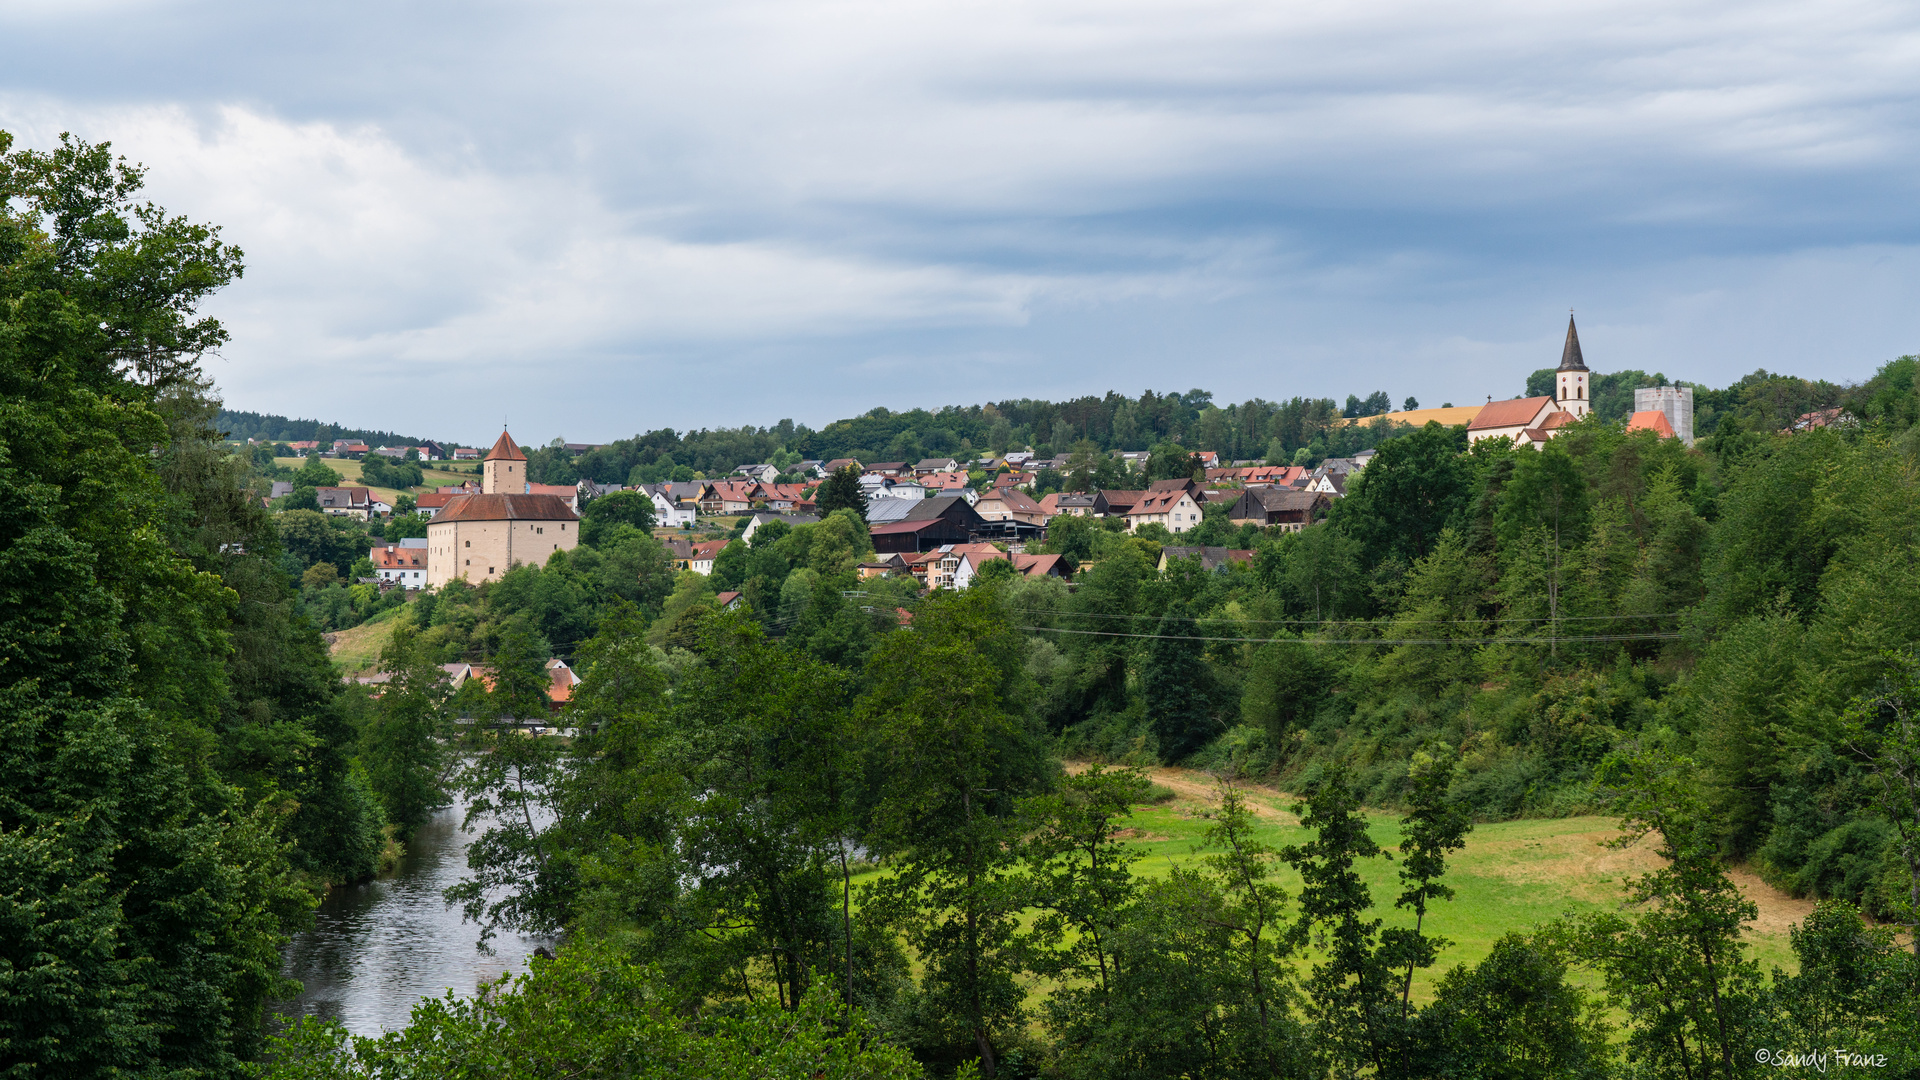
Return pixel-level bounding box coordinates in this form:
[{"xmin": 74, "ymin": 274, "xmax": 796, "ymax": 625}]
[{"xmin": 1019, "ymin": 625, "xmax": 1686, "ymax": 647}]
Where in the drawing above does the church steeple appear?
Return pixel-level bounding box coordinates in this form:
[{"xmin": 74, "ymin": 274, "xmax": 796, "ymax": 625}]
[
  {"xmin": 1554, "ymin": 314, "xmax": 1590, "ymax": 418},
  {"xmin": 1558, "ymin": 314, "xmax": 1588, "ymax": 372}
]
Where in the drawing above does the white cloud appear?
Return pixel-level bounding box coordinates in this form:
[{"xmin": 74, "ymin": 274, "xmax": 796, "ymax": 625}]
[{"xmin": 4, "ymin": 0, "xmax": 1920, "ymax": 437}]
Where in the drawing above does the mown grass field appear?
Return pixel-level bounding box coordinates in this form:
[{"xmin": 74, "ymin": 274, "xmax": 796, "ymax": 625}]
[
  {"xmin": 274, "ymin": 456, "xmax": 475, "ymax": 504},
  {"xmin": 850, "ymin": 765, "xmax": 1811, "ymax": 1004}
]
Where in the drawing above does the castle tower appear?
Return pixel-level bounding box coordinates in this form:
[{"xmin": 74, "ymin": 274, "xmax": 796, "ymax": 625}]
[
  {"xmin": 1554, "ymin": 315, "xmax": 1590, "ymax": 419},
  {"xmin": 481, "ymin": 430, "xmax": 527, "ymax": 495}
]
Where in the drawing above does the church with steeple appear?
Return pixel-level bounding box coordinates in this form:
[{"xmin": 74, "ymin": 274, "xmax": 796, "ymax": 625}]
[
  {"xmin": 1465, "ymin": 315, "xmax": 1595, "ymax": 448},
  {"xmin": 425, "ymin": 430, "xmax": 581, "ymax": 587}
]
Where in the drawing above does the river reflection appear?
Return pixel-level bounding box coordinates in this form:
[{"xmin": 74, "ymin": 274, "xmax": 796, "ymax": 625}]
[{"xmin": 272, "ymin": 796, "xmax": 555, "ymax": 1037}]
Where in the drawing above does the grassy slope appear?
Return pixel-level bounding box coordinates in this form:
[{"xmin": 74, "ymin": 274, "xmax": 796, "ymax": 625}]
[
  {"xmin": 275, "ymin": 457, "xmax": 476, "ymax": 505},
  {"xmin": 327, "ymin": 606, "xmax": 405, "ymax": 671}
]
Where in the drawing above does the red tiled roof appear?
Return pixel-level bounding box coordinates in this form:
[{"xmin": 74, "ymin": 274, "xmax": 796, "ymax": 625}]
[
  {"xmin": 483, "ymin": 431, "xmax": 526, "ymax": 462},
  {"xmin": 417, "ymin": 492, "xmax": 457, "ymax": 509},
  {"xmin": 1468, "ymin": 396, "xmax": 1555, "ymax": 430},
  {"xmin": 1012, "ymin": 552, "xmax": 1070, "ymax": 579},
  {"xmin": 527, "ymin": 483, "xmax": 576, "ymax": 499},
  {"xmin": 1538, "ymin": 410, "xmax": 1578, "ymax": 431},
  {"xmin": 691, "ymin": 539, "xmax": 731, "ymax": 559},
  {"xmin": 1626, "ymin": 410, "xmax": 1676, "ymax": 438},
  {"xmin": 431, "ymin": 493, "xmax": 579, "ymax": 522},
  {"xmin": 370, "ymin": 544, "xmax": 427, "ymax": 569}
]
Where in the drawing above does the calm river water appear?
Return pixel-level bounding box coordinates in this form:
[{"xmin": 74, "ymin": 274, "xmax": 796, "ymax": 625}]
[{"xmin": 271, "ymin": 796, "xmax": 555, "ymax": 1037}]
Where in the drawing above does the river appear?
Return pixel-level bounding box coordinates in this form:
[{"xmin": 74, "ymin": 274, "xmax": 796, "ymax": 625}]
[{"xmin": 270, "ymin": 796, "xmax": 556, "ymax": 1037}]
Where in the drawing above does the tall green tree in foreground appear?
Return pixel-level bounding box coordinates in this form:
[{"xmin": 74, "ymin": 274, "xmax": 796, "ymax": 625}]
[
  {"xmin": 0, "ymin": 130, "xmax": 321, "ymax": 1075},
  {"xmin": 860, "ymin": 588, "xmax": 1053, "ymax": 1077}
]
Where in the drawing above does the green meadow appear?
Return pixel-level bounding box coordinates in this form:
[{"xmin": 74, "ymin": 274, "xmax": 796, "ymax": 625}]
[{"xmin": 851, "ymin": 767, "xmax": 1810, "ymax": 1004}]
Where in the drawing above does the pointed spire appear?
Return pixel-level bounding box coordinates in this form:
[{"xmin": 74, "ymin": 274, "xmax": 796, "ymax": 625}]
[
  {"xmin": 1558, "ymin": 314, "xmax": 1587, "ymax": 372},
  {"xmin": 484, "ymin": 430, "xmax": 526, "ymax": 462}
]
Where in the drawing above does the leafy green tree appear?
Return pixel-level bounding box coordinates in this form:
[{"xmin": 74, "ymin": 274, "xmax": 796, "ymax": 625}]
[
  {"xmin": 1562, "ymin": 749, "xmax": 1763, "ymax": 1078},
  {"xmin": 1330, "ymin": 421, "xmax": 1472, "ymax": 572},
  {"xmin": 1840, "ymin": 657, "xmax": 1920, "ymax": 957},
  {"xmin": 0, "ymin": 128, "xmax": 319, "ymax": 1075},
  {"xmin": 662, "ymin": 614, "xmax": 857, "ymax": 1009},
  {"xmin": 363, "ymin": 624, "xmax": 449, "ymax": 840},
  {"xmin": 276, "ymin": 508, "xmax": 365, "ymax": 569},
  {"xmin": 258, "ymin": 940, "xmax": 921, "ymax": 1080},
  {"xmin": 1144, "ymin": 600, "xmax": 1211, "ymax": 761},
  {"xmin": 447, "ymin": 624, "xmax": 574, "ymax": 944},
  {"xmin": 580, "ymin": 488, "xmax": 655, "ymax": 546},
  {"xmin": 294, "ymin": 450, "xmax": 342, "ymax": 487},
  {"xmin": 815, "ymin": 464, "xmax": 867, "ymax": 516},
  {"xmin": 1416, "ymin": 934, "xmax": 1613, "ymax": 1077},
  {"xmin": 1755, "ymin": 899, "xmax": 1916, "ymax": 1062},
  {"xmin": 1282, "ymin": 764, "xmax": 1396, "ymax": 1075},
  {"xmin": 1381, "ymin": 747, "xmax": 1472, "ymax": 1021},
  {"xmin": 1020, "ymin": 764, "xmax": 1146, "ymax": 1018},
  {"xmin": 1148, "ymin": 441, "xmax": 1199, "ymax": 482},
  {"xmin": 860, "ymin": 589, "xmax": 1052, "ymax": 1076}
]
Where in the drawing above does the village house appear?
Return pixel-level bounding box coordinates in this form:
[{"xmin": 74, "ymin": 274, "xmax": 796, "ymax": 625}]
[
  {"xmin": 1126, "ymin": 479, "xmax": 1205, "ymax": 534},
  {"xmin": 453, "ymin": 447, "xmax": 480, "ymax": 460},
  {"xmin": 974, "ymin": 485, "xmax": 1049, "ymax": 527},
  {"xmin": 314, "ymin": 486, "xmax": 386, "ymax": 519},
  {"xmin": 687, "ymin": 539, "xmax": 731, "ymax": 575},
  {"xmin": 734, "ymin": 463, "xmax": 781, "ymax": 483},
  {"xmin": 639, "ymin": 483, "xmax": 698, "ymax": 528},
  {"xmin": 425, "ymin": 432, "xmax": 580, "ymax": 588},
  {"xmin": 370, "ymin": 538, "xmax": 430, "ymax": 588},
  {"xmin": 913, "ymin": 457, "xmax": 962, "ymax": 476}
]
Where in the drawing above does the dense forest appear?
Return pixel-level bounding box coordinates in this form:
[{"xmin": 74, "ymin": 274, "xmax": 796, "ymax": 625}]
[
  {"xmin": 7, "ymin": 129, "xmax": 1920, "ymax": 1077},
  {"xmin": 214, "ymin": 407, "xmax": 445, "ymax": 450}
]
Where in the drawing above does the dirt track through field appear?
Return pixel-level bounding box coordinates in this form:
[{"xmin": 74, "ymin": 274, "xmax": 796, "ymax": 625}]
[{"xmin": 1096, "ymin": 762, "xmax": 1819, "ymax": 939}]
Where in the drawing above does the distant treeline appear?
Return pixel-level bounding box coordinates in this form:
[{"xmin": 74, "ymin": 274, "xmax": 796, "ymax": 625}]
[{"xmin": 214, "ymin": 407, "xmax": 445, "ymax": 449}]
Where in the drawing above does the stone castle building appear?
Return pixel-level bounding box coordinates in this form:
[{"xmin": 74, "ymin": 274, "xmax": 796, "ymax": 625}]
[{"xmin": 425, "ymin": 431, "xmax": 580, "ymax": 588}]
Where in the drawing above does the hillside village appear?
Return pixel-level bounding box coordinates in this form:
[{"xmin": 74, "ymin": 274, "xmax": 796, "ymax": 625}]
[{"xmin": 271, "ymin": 317, "xmax": 1722, "ymax": 605}]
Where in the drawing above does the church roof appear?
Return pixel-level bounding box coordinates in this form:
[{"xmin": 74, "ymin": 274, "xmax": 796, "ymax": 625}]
[
  {"xmin": 1539, "ymin": 409, "xmax": 1579, "ymax": 431},
  {"xmin": 484, "ymin": 431, "xmax": 526, "ymax": 462},
  {"xmin": 1557, "ymin": 315, "xmax": 1588, "ymax": 372},
  {"xmin": 1469, "ymin": 396, "xmax": 1555, "ymax": 430},
  {"xmin": 431, "ymin": 493, "xmax": 578, "ymax": 523}
]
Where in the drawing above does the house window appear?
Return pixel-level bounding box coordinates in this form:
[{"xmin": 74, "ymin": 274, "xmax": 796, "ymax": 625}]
[{"xmin": 465, "ymin": 540, "xmax": 471, "ymax": 547}]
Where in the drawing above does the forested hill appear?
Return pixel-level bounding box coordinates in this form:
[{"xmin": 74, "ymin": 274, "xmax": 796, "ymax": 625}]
[{"xmin": 215, "ymin": 407, "xmax": 445, "ymax": 448}]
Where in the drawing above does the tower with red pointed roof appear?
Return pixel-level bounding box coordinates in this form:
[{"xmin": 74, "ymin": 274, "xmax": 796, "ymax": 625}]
[{"xmin": 481, "ymin": 429, "xmax": 528, "ymax": 495}]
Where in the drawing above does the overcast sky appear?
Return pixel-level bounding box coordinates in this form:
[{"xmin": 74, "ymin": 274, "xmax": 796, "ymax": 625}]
[{"xmin": 5, "ymin": 0, "xmax": 1918, "ymax": 443}]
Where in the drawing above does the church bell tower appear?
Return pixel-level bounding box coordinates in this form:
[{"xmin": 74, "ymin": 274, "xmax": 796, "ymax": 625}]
[{"xmin": 1554, "ymin": 315, "xmax": 1590, "ymax": 419}]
